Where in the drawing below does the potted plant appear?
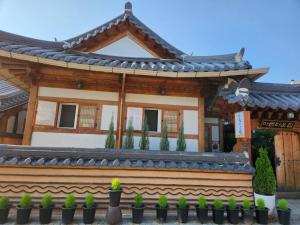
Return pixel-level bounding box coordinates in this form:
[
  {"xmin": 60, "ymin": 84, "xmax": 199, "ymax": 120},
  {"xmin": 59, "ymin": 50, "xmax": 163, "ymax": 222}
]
[
  {"xmin": 255, "ymin": 198, "xmax": 268, "ymax": 224},
  {"xmin": 16, "ymin": 193, "xmax": 32, "ymax": 224},
  {"xmin": 176, "ymin": 196, "xmax": 189, "ymax": 223},
  {"xmin": 253, "ymin": 147, "xmax": 276, "ymax": 215},
  {"xmin": 39, "ymin": 194, "xmax": 53, "ymax": 224},
  {"xmin": 62, "ymin": 194, "xmax": 76, "ymax": 224},
  {"xmin": 83, "ymin": 193, "xmax": 96, "ymax": 224},
  {"xmin": 212, "ymin": 198, "xmax": 224, "ymax": 224},
  {"xmin": 195, "ymin": 196, "xmax": 208, "ymax": 223},
  {"xmin": 156, "ymin": 195, "xmax": 168, "ymax": 223},
  {"xmin": 241, "ymin": 198, "xmax": 254, "ymax": 223},
  {"xmin": 277, "ymin": 199, "xmax": 291, "ymax": 225},
  {"xmin": 0, "ymin": 196, "xmax": 10, "ymax": 224},
  {"xmin": 132, "ymin": 193, "xmax": 144, "ymax": 224},
  {"xmin": 227, "ymin": 197, "xmax": 239, "ymax": 224},
  {"xmin": 109, "ymin": 178, "xmax": 122, "ymax": 207}
]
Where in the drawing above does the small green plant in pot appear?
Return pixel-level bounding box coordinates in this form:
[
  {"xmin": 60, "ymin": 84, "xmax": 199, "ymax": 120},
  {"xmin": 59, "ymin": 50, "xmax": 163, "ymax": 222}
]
[
  {"xmin": 212, "ymin": 198, "xmax": 224, "ymax": 224},
  {"xmin": 39, "ymin": 194, "xmax": 53, "ymax": 224},
  {"xmin": 16, "ymin": 193, "xmax": 32, "ymax": 224},
  {"xmin": 241, "ymin": 198, "xmax": 254, "ymax": 223},
  {"xmin": 156, "ymin": 195, "xmax": 168, "ymax": 223},
  {"xmin": 227, "ymin": 197, "xmax": 239, "ymax": 224},
  {"xmin": 132, "ymin": 193, "xmax": 144, "ymax": 223},
  {"xmin": 0, "ymin": 196, "xmax": 10, "ymax": 224},
  {"xmin": 176, "ymin": 196, "xmax": 189, "ymax": 223},
  {"xmin": 195, "ymin": 196, "xmax": 208, "ymax": 223},
  {"xmin": 255, "ymin": 198, "xmax": 268, "ymax": 224},
  {"xmin": 109, "ymin": 178, "xmax": 122, "ymax": 207},
  {"xmin": 83, "ymin": 193, "xmax": 96, "ymax": 224},
  {"xmin": 277, "ymin": 199, "xmax": 291, "ymax": 225},
  {"xmin": 62, "ymin": 194, "xmax": 76, "ymax": 224}
]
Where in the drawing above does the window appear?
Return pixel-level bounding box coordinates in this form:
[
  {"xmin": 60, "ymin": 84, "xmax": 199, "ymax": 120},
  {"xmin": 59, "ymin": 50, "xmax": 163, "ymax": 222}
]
[
  {"xmin": 35, "ymin": 100, "xmax": 57, "ymax": 126},
  {"xmin": 78, "ymin": 105, "xmax": 97, "ymax": 128},
  {"xmin": 144, "ymin": 109, "xmax": 158, "ymax": 132},
  {"xmin": 16, "ymin": 111, "xmax": 26, "ymax": 134},
  {"xmin": 6, "ymin": 115, "xmax": 16, "ymax": 133},
  {"xmin": 163, "ymin": 110, "xmax": 178, "ymax": 132},
  {"xmin": 58, "ymin": 104, "xmax": 78, "ymax": 128}
]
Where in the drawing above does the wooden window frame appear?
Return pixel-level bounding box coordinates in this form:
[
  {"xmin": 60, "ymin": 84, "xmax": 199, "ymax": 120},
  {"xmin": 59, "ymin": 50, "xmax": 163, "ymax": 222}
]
[
  {"xmin": 77, "ymin": 104, "xmax": 98, "ymax": 129},
  {"xmin": 162, "ymin": 110, "xmax": 180, "ymax": 133},
  {"xmin": 57, "ymin": 103, "xmax": 79, "ymax": 129},
  {"xmin": 143, "ymin": 108, "xmax": 159, "ymax": 133}
]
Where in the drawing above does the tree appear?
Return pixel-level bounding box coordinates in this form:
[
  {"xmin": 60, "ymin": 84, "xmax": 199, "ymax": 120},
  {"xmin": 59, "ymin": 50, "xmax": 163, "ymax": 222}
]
[
  {"xmin": 253, "ymin": 147, "xmax": 276, "ymax": 195},
  {"xmin": 176, "ymin": 122, "xmax": 186, "ymax": 151},
  {"xmin": 123, "ymin": 117, "xmax": 134, "ymax": 149},
  {"xmin": 160, "ymin": 121, "xmax": 169, "ymax": 151},
  {"xmin": 139, "ymin": 116, "xmax": 149, "ymax": 150},
  {"xmin": 105, "ymin": 115, "xmax": 115, "ymax": 149}
]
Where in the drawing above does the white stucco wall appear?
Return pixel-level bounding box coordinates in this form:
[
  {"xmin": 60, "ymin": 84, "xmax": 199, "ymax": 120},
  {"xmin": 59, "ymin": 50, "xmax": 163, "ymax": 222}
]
[
  {"xmin": 126, "ymin": 93, "xmax": 198, "ymax": 107},
  {"xmin": 94, "ymin": 36, "xmax": 155, "ymax": 58},
  {"xmin": 183, "ymin": 110, "xmax": 198, "ymax": 135},
  {"xmin": 31, "ymin": 132, "xmax": 110, "ymax": 148},
  {"xmin": 38, "ymin": 87, "xmax": 119, "ymax": 101}
]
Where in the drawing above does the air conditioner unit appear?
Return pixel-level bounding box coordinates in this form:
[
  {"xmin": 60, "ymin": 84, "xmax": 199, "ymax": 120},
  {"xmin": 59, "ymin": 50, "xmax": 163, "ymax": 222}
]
[{"xmin": 212, "ymin": 142, "xmax": 220, "ymax": 152}]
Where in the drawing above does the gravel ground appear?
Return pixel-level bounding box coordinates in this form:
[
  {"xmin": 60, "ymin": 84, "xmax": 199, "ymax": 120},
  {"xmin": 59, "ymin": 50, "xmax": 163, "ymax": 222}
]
[{"xmin": 4, "ymin": 200, "xmax": 300, "ymax": 225}]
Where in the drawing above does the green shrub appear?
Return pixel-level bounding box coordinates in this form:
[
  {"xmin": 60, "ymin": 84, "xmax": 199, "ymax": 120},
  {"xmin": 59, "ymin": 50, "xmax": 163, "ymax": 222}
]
[
  {"xmin": 176, "ymin": 123, "xmax": 186, "ymax": 151},
  {"xmin": 178, "ymin": 196, "xmax": 187, "ymax": 209},
  {"xmin": 158, "ymin": 195, "xmax": 168, "ymax": 209},
  {"xmin": 111, "ymin": 178, "xmax": 121, "ymax": 190},
  {"xmin": 228, "ymin": 197, "xmax": 237, "ymax": 210},
  {"xmin": 105, "ymin": 115, "xmax": 115, "ymax": 148},
  {"xmin": 214, "ymin": 198, "xmax": 223, "ymax": 209},
  {"xmin": 85, "ymin": 193, "xmax": 94, "ymax": 208},
  {"xmin": 160, "ymin": 121, "xmax": 169, "ymax": 151},
  {"xmin": 256, "ymin": 198, "xmax": 265, "ymax": 210},
  {"xmin": 41, "ymin": 194, "xmax": 53, "ymax": 208},
  {"xmin": 278, "ymin": 199, "xmax": 288, "ymax": 211},
  {"xmin": 253, "ymin": 147, "xmax": 276, "ymax": 195},
  {"xmin": 139, "ymin": 116, "xmax": 149, "ymax": 150},
  {"xmin": 0, "ymin": 196, "xmax": 9, "ymax": 209},
  {"xmin": 134, "ymin": 193, "xmax": 143, "ymax": 208},
  {"xmin": 242, "ymin": 199, "xmax": 251, "ymax": 209},
  {"xmin": 198, "ymin": 196, "xmax": 206, "ymax": 209},
  {"xmin": 19, "ymin": 193, "xmax": 32, "ymax": 209},
  {"xmin": 64, "ymin": 194, "xmax": 76, "ymax": 208},
  {"xmin": 123, "ymin": 117, "xmax": 134, "ymax": 149}
]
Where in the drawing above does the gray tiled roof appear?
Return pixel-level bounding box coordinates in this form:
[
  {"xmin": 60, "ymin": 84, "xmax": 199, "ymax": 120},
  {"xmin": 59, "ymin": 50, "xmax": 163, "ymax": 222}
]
[
  {"xmin": 220, "ymin": 78, "xmax": 300, "ymax": 111},
  {"xmin": 0, "ymin": 145, "xmax": 254, "ymax": 173},
  {"xmin": 0, "ymin": 80, "xmax": 28, "ymax": 112}
]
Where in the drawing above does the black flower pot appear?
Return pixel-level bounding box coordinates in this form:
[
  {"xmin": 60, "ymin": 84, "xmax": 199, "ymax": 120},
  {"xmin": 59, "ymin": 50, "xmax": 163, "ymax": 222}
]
[
  {"xmin": 16, "ymin": 206, "xmax": 32, "ymax": 224},
  {"xmin": 255, "ymin": 207, "xmax": 268, "ymax": 224},
  {"xmin": 212, "ymin": 206, "xmax": 225, "ymax": 224},
  {"xmin": 62, "ymin": 205, "xmax": 76, "ymax": 224},
  {"xmin": 241, "ymin": 206, "xmax": 254, "ymax": 223},
  {"xmin": 83, "ymin": 205, "xmax": 96, "ymax": 224},
  {"xmin": 227, "ymin": 206, "xmax": 240, "ymax": 224},
  {"xmin": 195, "ymin": 205, "xmax": 208, "ymax": 223},
  {"xmin": 39, "ymin": 206, "xmax": 53, "ymax": 224},
  {"xmin": 132, "ymin": 204, "xmax": 144, "ymax": 224},
  {"xmin": 277, "ymin": 207, "xmax": 291, "ymax": 225},
  {"xmin": 109, "ymin": 189, "xmax": 122, "ymax": 207},
  {"xmin": 0, "ymin": 207, "xmax": 10, "ymax": 224},
  {"xmin": 156, "ymin": 204, "xmax": 168, "ymax": 223},
  {"xmin": 176, "ymin": 204, "xmax": 189, "ymax": 223}
]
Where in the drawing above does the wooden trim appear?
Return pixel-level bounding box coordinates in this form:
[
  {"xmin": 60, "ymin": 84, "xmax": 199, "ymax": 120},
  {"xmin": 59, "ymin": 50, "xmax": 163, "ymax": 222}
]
[
  {"xmin": 38, "ymin": 96, "xmax": 118, "ymax": 106},
  {"xmin": 22, "ymin": 80, "xmax": 38, "ymax": 145},
  {"xmin": 198, "ymin": 96, "xmax": 205, "ymax": 152},
  {"xmin": 116, "ymin": 73, "xmax": 126, "ymax": 149},
  {"xmin": 126, "ymin": 102, "xmax": 198, "ymax": 111},
  {"xmin": 33, "ymin": 126, "xmax": 115, "ymax": 135}
]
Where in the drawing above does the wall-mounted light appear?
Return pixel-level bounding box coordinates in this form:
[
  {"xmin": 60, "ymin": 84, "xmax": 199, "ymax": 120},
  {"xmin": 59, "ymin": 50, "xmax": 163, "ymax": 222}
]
[
  {"xmin": 76, "ymin": 80, "xmax": 84, "ymax": 89},
  {"xmin": 287, "ymin": 112, "xmax": 295, "ymax": 120},
  {"xmin": 159, "ymin": 87, "xmax": 166, "ymax": 95}
]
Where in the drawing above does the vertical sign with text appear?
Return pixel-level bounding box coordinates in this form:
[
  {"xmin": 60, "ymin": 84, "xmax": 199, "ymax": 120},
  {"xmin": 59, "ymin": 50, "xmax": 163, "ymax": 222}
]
[{"xmin": 235, "ymin": 111, "xmax": 251, "ymax": 139}]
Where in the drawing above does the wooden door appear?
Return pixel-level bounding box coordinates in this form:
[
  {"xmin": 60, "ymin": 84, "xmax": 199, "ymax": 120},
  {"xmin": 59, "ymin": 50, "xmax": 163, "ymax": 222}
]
[{"xmin": 275, "ymin": 131, "xmax": 300, "ymax": 191}]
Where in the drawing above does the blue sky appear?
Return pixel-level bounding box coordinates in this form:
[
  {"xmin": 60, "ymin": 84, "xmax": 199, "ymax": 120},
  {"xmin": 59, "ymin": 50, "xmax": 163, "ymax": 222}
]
[{"xmin": 0, "ymin": 0, "xmax": 299, "ymax": 83}]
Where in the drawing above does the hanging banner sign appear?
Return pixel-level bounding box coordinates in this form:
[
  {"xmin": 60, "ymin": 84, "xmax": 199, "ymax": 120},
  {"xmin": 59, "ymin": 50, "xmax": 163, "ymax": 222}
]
[
  {"xmin": 235, "ymin": 111, "xmax": 251, "ymax": 138},
  {"xmin": 260, "ymin": 120, "xmax": 295, "ymax": 129}
]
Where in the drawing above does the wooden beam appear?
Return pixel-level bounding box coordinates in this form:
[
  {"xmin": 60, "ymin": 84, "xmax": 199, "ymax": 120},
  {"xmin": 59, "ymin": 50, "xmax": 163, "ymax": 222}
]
[
  {"xmin": 198, "ymin": 96, "xmax": 205, "ymax": 152},
  {"xmin": 116, "ymin": 73, "xmax": 126, "ymax": 149},
  {"xmin": 22, "ymin": 79, "xmax": 38, "ymax": 145}
]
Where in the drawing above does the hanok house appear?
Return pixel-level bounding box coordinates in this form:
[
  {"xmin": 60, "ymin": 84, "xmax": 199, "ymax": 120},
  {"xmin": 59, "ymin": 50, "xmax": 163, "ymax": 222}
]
[{"xmin": 0, "ymin": 2, "xmax": 299, "ymax": 208}]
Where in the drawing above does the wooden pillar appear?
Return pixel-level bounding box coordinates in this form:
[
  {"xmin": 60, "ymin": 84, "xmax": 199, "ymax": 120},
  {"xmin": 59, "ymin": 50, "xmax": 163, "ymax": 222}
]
[
  {"xmin": 22, "ymin": 80, "xmax": 38, "ymax": 145},
  {"xmin": 198, "ymin": 96, "xmax": 205, "ymax": 152},
  {"xmin": 116, "ymin": 73, "xmax": 126, "ymax": 149}
]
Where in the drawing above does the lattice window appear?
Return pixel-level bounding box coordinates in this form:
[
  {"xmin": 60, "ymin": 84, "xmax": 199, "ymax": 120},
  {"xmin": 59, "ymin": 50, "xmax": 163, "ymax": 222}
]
[
  {"xmin": 78, "ymin": 105, "xmax": 97, "ymax": 128},
  {"xmin": 163, "ymin": 111, "xmax": 178, "ymax": 132}
]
